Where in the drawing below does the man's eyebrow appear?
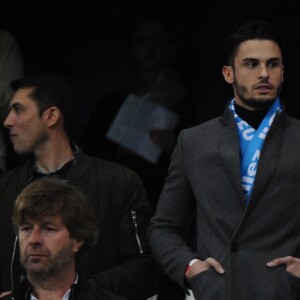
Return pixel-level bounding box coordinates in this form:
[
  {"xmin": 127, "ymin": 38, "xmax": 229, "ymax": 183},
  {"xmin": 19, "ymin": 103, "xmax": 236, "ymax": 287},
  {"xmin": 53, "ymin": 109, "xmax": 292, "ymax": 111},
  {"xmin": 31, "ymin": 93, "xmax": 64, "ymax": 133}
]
[
  {"xmin": 242, "ymin": 57, "xmax": 281, "ymax": 62},
  {"xmin": 11, "ymin": 102, "xmax": 21, "ymax": 107},
  {"xmin": 267, "ymin": 57, "xmax": 281, "ymax": 62},
  {"xmin": 242, "ymin": 57, "xmax": 259, "ymax": 62}
]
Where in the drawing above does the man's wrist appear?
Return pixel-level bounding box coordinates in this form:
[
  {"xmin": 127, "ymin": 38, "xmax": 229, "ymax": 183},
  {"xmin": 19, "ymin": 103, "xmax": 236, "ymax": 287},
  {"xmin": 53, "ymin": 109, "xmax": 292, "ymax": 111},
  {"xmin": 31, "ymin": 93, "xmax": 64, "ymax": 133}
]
[{"xmin": 185, "ymin": 258, "xmax": 200, "ymax": 277}]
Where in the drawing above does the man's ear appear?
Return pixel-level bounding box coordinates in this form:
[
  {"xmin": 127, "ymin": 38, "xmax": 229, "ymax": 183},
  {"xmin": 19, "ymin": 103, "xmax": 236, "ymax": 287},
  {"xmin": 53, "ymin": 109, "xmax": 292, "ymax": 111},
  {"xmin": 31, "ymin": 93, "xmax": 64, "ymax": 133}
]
[
  {"xmin": 222, "ymin": 65, "xmax": 234, "ymax": 84},
  {"xmin": 42, "ymin": 107, "xmax": 60, "ymax": 127},
  {"xmin": 73, "ymin": 239, "xmax": 84, "ymax": 254}
]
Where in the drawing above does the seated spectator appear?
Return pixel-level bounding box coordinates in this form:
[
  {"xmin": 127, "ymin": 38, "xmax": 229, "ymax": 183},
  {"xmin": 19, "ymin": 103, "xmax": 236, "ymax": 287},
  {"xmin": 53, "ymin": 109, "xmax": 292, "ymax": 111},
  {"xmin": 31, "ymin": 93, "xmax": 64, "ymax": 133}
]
[
  {"xmin": 1, "ymin": 177, "xmax": 128, "ymax": 299},
  {"xmin": 80, "ymin": 15, "xmax": 197, "ymax": 210}
]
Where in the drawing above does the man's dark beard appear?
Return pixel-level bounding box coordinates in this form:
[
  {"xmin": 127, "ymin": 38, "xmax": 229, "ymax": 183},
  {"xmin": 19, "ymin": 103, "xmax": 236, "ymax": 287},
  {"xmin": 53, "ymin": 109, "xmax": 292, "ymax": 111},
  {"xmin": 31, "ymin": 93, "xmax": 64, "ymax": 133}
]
[
  {"xmin": 235, "ymin": 81, "xmax": 281, "ymax": 110},
  {"xmin": 239, "ymin": 96, "xmax": 275, "ymax": 109}
]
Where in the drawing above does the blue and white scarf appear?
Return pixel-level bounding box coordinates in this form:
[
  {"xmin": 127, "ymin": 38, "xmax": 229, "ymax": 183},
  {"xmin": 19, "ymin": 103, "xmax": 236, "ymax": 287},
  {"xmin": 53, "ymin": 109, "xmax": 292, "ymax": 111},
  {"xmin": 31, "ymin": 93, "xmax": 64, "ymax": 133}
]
[{"xmin": 229, "ymin": 98, "xmax": 282, "ymax": 205}]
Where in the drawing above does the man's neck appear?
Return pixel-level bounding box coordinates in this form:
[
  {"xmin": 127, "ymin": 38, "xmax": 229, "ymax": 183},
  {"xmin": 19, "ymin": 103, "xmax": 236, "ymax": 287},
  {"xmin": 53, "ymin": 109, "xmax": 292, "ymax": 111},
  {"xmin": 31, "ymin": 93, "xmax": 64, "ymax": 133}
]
[
  {"xmin": 234, "ymin": 102, "xmax": 270, "ymax": 130},
  {"xmin": 29, "ymin": 271, "xmax": 77, "ymax": 300},
  {"xmin": 34, "ymin": 139, "xmax": 74, "ymax": 174}
]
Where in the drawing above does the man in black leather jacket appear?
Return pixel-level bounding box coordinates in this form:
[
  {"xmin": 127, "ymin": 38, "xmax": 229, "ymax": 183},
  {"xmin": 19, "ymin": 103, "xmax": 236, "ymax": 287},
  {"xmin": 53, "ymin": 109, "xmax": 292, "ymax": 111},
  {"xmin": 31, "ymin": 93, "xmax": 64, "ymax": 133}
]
[{"xmin": 0, "ymin": 73, "xmax": 161, "ymax": 300}]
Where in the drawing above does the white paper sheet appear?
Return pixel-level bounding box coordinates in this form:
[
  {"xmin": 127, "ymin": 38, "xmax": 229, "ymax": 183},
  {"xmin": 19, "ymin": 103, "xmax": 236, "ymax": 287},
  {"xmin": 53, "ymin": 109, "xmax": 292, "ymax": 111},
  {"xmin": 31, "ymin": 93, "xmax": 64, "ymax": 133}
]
[{"xmin": 106, "ymin": 93, "xmax": 179, "ymax": 163}]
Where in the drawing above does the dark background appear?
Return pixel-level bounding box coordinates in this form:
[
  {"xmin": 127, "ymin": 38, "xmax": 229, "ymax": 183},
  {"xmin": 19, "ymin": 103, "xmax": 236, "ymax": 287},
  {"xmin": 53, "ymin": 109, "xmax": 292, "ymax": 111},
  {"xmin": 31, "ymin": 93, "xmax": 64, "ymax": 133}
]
[{"xmin": 1, "ymin": 0, "xmax": 300, "ymax": 123}]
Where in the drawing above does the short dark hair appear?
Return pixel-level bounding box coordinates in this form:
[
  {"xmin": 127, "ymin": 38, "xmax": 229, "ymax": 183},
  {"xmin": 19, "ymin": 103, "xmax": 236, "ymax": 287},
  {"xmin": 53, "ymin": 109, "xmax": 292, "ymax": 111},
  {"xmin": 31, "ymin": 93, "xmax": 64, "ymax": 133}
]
[
  {"xmin": 225, "ymin": 20, "xmax": 285, "ymax": 66},
  {"xmin": 13, "ymin": 177, "xmax": 98, "ymax": 257},
  {"xmin": 9, "ymin": 73, "xmax": 80, "ymax": 140},
  {"xmin": 132, "ymin": 15, "xmax": 177, "ymax": 44}
]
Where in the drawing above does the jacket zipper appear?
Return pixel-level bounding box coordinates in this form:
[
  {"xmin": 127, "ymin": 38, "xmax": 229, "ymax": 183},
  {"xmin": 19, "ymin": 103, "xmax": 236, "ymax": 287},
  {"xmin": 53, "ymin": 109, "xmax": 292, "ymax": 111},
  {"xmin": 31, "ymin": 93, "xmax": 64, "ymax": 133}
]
[{"xmin": 131, "ymin": 210, "xmax": 143, "ymax": 254}]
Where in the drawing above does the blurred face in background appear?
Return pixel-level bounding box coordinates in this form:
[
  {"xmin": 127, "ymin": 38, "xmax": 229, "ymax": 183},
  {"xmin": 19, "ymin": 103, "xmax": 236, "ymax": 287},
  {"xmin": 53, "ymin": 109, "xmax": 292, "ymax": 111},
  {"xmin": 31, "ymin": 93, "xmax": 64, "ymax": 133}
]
[{"xmin": 133, "ymin": 20, "xmax": 177, "ymax": 72}]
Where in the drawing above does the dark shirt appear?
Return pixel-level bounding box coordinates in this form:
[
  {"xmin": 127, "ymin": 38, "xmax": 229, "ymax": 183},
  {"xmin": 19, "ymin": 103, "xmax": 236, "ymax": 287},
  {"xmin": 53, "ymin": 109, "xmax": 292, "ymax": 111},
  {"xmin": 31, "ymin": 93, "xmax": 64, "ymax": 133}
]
[{"xmin": 234, "ymin": 102, "xmax": 270, "ymax": 130}]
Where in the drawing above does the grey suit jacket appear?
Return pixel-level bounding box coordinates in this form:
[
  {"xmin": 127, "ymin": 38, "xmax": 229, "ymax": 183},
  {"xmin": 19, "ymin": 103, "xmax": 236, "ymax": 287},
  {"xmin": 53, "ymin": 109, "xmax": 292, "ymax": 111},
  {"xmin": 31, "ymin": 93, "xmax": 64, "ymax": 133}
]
[{"xmin": 148, "ymin": 105, "xmax": 300, "ymax": 300}]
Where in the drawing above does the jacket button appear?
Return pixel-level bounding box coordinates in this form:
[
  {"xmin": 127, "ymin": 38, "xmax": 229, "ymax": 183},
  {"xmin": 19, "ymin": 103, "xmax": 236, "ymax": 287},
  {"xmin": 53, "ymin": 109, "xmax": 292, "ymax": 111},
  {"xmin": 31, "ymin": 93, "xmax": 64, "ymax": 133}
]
[{"xmin": 231, "ymin": 243, "xmax": 239, "ymax": 252}]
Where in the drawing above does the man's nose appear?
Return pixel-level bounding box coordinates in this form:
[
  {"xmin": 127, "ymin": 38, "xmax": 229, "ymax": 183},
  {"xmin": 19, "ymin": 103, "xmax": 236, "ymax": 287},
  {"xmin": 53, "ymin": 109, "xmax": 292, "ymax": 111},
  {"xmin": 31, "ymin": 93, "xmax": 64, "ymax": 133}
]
[
  {"xmin": 3, "ymin": 111, "xmax": 13, "ymax": 128},
  {"xmin": 258, "ymin": 65, "xmax": 269, "ymax": 79},
  {"xmin": 29, "ymin": 228, "xmax": 43, "ymax": 244}
]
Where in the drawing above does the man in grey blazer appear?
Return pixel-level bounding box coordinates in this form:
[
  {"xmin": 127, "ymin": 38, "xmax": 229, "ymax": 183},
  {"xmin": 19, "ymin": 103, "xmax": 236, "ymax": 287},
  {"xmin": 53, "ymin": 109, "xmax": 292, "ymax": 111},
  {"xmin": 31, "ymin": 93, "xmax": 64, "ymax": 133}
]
[{"xmin": 148, "ymin": 20, "xmax": 300, "ymax": 300}]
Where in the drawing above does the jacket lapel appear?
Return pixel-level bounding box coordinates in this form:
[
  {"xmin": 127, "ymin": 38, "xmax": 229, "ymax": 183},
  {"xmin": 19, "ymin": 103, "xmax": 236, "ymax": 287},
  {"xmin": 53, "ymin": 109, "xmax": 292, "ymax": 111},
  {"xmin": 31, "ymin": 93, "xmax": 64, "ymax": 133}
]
[
  {"xmin": 248, "ymin": 113, "xmax": 285, "ymax": 208},
  {"xmin": 219, "ymin": 108, "xmax": 245, "ymax": 204}
]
